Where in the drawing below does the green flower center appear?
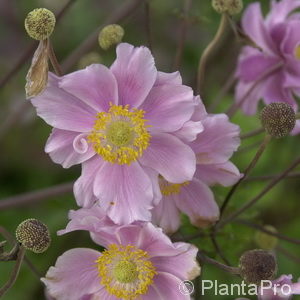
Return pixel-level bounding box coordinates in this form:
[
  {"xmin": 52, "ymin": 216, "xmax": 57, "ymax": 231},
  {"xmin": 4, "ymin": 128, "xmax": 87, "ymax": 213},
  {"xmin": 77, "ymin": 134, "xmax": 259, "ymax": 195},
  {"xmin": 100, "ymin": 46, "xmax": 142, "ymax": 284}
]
[
  {"xmin": 106, "ymin": 121, "xmax": 134, "ymax": 147},
  {"xmin": 113, "ymin": 260, "xmax": 138, "ymax": 283}
]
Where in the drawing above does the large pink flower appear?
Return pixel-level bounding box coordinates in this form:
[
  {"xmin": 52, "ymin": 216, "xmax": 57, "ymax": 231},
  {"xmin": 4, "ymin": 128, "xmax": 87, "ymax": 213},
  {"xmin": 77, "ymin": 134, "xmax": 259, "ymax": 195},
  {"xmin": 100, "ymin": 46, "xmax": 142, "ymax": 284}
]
[
  {"xmin": 152, "ymin": 98, "xmax": 241, "ymax": 233},
  {"xmin": 42, "ymin": 222, "xmax": 200, "ymax": 300},
  {"xmin": 235, "ymin": 0, "xmax": 300, "ymax": 134},
  {"xmin": 31, "ymin": 43, "xmax": 201, "ymax": 224}
]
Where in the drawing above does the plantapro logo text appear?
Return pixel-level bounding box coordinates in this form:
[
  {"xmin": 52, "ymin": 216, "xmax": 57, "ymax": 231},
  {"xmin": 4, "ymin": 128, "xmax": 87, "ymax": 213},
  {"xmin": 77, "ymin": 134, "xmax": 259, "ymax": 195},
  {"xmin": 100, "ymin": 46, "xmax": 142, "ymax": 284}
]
[{"xmin": 200, "ymin": 280, "xmax": 292, "ymax": 297}]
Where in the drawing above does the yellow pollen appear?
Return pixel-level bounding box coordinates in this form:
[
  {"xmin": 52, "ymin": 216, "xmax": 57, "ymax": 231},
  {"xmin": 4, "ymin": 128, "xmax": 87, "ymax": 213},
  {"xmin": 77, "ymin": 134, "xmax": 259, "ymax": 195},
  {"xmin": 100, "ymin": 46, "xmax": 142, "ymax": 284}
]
[
  {"xmin": 295, "ymin": 45, "xmax": 300, "ymax": 60},
  {"xmin": 88, "ymin": 104, "xmax": 151, "ymax": 165},
  {"xmin": 159, "ymin": 177, "xmax": 190, "ymax": 196},
  {"xmin": 96, "ymin": 244, "xmax": 157, "ymax": 300}
]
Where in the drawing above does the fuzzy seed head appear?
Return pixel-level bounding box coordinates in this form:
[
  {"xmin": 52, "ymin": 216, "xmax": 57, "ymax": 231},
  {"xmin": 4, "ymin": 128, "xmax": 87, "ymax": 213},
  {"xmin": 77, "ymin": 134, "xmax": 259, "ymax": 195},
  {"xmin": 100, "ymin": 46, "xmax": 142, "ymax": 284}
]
[
  {"xmin": 212, "ymin": 0, "xmax": 243, "ymax": 15},
  {"xmin": 98, "ymin": 24, "xmax": 125, "ymax": 50},
  {"xmin": 260, "ymin": 103, "xmax": 296, "ymax": 138},
  {"xmin": 255, "ymin": 225, "xmax": 278, "ymax": 250},
  {"xmin": 16, "ymin": 219, "xmax": 51, "ymax": 253},
  {"xmin": 25, "ymin": 8, "xmax": 56, "ymax": 40},
  {"xmin": 239, "ymin": 249, "xmax": 277, "ymax": 285}
]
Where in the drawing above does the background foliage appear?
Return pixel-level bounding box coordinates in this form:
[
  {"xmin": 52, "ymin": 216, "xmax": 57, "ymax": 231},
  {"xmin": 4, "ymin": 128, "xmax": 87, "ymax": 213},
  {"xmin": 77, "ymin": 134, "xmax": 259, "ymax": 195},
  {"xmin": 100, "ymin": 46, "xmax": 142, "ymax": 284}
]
[{"xmin": 0, "ymin": 0, "xmax": 299, "ymax": 299}]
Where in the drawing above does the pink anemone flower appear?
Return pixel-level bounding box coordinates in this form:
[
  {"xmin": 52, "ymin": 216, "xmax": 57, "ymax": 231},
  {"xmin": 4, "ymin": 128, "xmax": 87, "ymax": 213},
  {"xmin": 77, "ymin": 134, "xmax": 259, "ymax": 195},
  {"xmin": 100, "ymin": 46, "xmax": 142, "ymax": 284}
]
[
  {"xmin": 152, "ymin": 99, "xmax": 241, "ymax": 234},
  {"xmin": 43, "ymin": 222, "xmax": 200, "ymax": 300},
  {"xmin": 235, "ymin": 0, "xmax": 300, "ymax": 134},
  {"xmin": 31, "ymin": 43, "xmax": 202, "ymax": 224}
]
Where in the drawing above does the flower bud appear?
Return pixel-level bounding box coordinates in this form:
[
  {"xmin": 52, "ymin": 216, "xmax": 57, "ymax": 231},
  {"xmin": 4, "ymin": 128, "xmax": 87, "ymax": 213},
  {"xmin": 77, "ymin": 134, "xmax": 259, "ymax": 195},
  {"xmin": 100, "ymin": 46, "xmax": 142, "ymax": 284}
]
[
  {"xmin": 255, "ymin": 225, "xmax": 278, "ymax": 250},
  {"xmin": 239, "ymin": 249, "xmax": 277, "ymax": 285},
  {"xmin": 25, "ymin": 8, "xmax": 56, "ymax": 40},
  {"xmin": 260, "ymin": 103, "xmax": 296, "ymax": 138},
  {"xmin": 98, "ymin": 24, "xmax": 124, "ymax": 50},
  {"xmin": 16, "ymin": 219, "xmax": 51, "ymax": 253}
]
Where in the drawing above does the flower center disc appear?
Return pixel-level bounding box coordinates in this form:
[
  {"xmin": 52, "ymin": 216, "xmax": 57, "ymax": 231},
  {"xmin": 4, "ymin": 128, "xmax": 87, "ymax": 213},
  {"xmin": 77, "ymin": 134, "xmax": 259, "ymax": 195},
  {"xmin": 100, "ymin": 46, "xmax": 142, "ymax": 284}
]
[
  {"xmin": 88, "ymin": 104, "xmax": 151, "ymax": 165},
  {"xmin": 96, "ymin": 244, "xmax": 157, "ymax": 299},
  {"xmin": 159, "ymin": 176, "xmax": 190, "ymax": 196},
  {"xmin": 295, "ymin": 45, "xmax": 300, "ymax": 60}
]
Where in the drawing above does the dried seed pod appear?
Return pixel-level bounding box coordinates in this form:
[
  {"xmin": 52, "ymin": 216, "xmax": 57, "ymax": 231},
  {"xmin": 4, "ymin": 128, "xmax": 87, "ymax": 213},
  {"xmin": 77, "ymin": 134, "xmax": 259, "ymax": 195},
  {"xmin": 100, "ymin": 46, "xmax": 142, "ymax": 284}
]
[
  {"xmin": 98, "ymin": 24, "xmax": 125, "ymax": 50},
  {"xmin": 25, "ymin": 8, "xmax": 56, "ymax": 40},
  {"xmin": 16, "ymin": 219, "xmax": 51, "ymax": 253},
  {"xmin": 260, "ymin": 103, "xmax": 296, "ymax": 138},
  {"xmin": 239, "ymin": 249, "xmax": 277, "ymax": 285}
]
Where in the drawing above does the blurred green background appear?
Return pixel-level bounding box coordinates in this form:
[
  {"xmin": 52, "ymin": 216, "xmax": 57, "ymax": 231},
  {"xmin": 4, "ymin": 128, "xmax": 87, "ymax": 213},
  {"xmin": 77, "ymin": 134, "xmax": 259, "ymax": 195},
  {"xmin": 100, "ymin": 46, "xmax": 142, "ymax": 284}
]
[{"xmin": 0, "ymin": 0, "xmax": 299, "ymax": 299}]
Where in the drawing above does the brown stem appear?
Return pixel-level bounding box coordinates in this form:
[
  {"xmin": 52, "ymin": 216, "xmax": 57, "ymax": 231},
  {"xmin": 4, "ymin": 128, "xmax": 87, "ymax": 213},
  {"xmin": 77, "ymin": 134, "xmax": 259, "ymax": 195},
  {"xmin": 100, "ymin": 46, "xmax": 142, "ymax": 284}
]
[
  {"xmin": 173, "ymin": 0, "xmax": 192, "ymax": 70},
  {"xmin": 197, "ymin": 250, "xmax": 240, "ymax": 275},
  {"xmin": 277, "ymin": 246, "xmax": 300, "ymax": 264},
  {"xmin": 0, "ymin": 246, "xmax": 26, "ymax": 297},
  {"xmin": 217, "ymin": 156, "xmax": 300, "ymax": 230},
  {"xmin": 0, "ymin": 182, "xmax": 73, "ymax": 211},
  {"xmin": 235, "ymin": 219, "xmax": 300, "ymax": 245},
  {"xmin": 220, "ymin": 134, "xmax": 271, "ymax": 216},
  {"xmin": 245, "ymin": 172, "xmax": 300, "ymax": 182},
  {"xmin": 196, "ymin": 13, "xmax": 228, "ymax": 95},
  {"xmin": 48, "ymin": 40, "xmax": 63, "ymax": 76},
  {"xmin": 211, "ymin": 234, "xmax": 231, "ymax": 265}
]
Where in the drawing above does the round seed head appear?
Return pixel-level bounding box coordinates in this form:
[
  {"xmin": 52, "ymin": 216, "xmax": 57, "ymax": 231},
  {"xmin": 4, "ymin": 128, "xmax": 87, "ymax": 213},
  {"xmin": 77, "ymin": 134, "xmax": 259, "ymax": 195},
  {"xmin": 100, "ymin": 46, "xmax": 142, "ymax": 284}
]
[
  {"xmin": 16, "ymin": 219, "xmax": 51, "ymax": 253},
  {"xmin": 25, "ymin": 8, "xmax": 56, "ymax": 40},
  {"xmin": 212, "ymin": 0, "xmax": 228, "ymax": 14},
  {"xmin": 260, "ymin": 103, "xmax": 296, "ymax": 138},
  {"xmin": 98, "ymin": 24, "xmax": 125, "ymax": 50},
  {"xmin": 226, "ymin": 0, "xmax": 243, "ymax": 15},
  {"xmin": 239, "ymin": 249, "xmax": 277, "ymax": 285}
]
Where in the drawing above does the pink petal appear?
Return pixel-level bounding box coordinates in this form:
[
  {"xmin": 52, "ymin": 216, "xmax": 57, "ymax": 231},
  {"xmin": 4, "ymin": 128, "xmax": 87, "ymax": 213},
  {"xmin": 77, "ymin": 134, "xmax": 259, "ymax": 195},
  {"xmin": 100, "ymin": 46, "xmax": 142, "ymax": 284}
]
[
  {"xmin": 74, "ymin": 156, "xmax": 104, "ymax": 207},
  {"xmin": 242, "ymin": 3, "xmax": 275, "ymax": 54},
  {"xmin": 45, "ymin": 129, "xmax": 95, "ymax": 168},
  {"xmin": 191, "ymin": 96, "xmax": 207, "ymax": 121},
  {"xmin": 140, "ymin": 133, "xmax": 196, "ymax": 183},
  {"xmin": 42, "ymin": 248, "xmax": 101, "ymax": 300},
  {"xmin": 175, "ymin": 179, "xmax": 219, "ymax": 228},
  {"xmin": 191, "ymin": 114, "xmax": 240, "ymax": 164},
  {"xmin": 174, "ymin": 120, "xmax": 204, "ymax": 143},
  {"xmin": 291, "ymin": 120, "xmax": 300, "ymax": 135},
  {"xmin": 195, "ymin": 161, "xmax": 241, "ymax": 187},
  {"xmin": 148, "ymin": 272, "xmax": 191, "ymax": 300},
  {"xmin": 236, "ymin": 54, "xmax": 279, "ymax": 82},
  {"xmin": 31, "ymin": 73, "xmax": 96, "ymax": 132},
  {"xmin": 143, "ymin": 167, "xmax": 162, "ymax": 205},
  {"xmin": 93, "ymin": 161, "xmax": 153, "ymax": 224},
  {"xmin": 59, "ymin": 64, "xmax": 118, "ymax": 112},
  {"xmin": 281, "ymin": 20, "xmax": 300, "ymax": 54},
  {"xmin": 140, "ymin": 84, "xmax": 195, "ymax": 132},
  {"xmin": 110, "ymin": 43, "xmax": 157, "ymax": 108},
  {"xmin": 151, "ymin": 194, "xmax": 181, "ymax": 234},
  {"xmin": 151, "ymin": 243, "xmax": 200, "ymax": 281},
  {"xmin": 154, "ymin": 71, "xmax": 182, "ymax": 86}
]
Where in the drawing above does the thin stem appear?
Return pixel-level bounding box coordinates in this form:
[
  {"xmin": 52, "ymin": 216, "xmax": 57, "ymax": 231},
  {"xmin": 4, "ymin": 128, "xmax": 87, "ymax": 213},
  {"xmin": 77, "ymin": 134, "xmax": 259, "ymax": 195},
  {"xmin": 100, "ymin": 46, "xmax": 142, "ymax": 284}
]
[
  {"xmin": 277, "ymin": 246, "xmax": 300, "ymax": 264},
  {"xmin": 241, "ymin": 127, "xmax": 264, "ymax": 139},
  {"xmin": 226, "ymin": 62, "xmax": 283, "ymax": 117},
  {"xmin": 196, "ymin": 13, "xmax": 228, "ymax": 95},
  {"xmin": 245, "ymin": 172, "xmax": 300, "ymax": 182},
  {"xmin": 173, "ymin": 0, "xmax": 192, "ymax": 70},
  {"xmin": 48, "ymin": 40, "xmax": 63, "ymax": 76},
  {"xmin": 197, "ymin": 250, "xmax": 240, "ymax": 275},
  {"xmin": 0, "ymin": 182, "xmax": 73, "ymax": 211},
  {"xmin": 144, "ymin": 0, "xmax": 153, "ymax": 52},
  {"xmin": 211, "ymin": 234, "xmax": 231, "ymax": 265},
  {"xmin": 217, "ymin": 156, "xmax": 300, "ymax": 230},
  {"xmin": 0, "ymin": 246, "xmax": 26, "ymax": 297},
  {"xmin": 235, "ymin": 219, "xmax": 300, "ymax": 245},
  {"xmin": 220, "ymin": 134, "xmax": 271, "ymax": 216}
]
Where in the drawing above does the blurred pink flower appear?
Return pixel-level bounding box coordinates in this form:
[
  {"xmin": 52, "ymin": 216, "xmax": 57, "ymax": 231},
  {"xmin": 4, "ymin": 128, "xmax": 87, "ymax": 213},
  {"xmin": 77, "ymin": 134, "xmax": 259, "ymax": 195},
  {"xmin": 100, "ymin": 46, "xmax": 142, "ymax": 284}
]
[
  {"xmin": 235, "ymin": 0, "xmax": 300, "ymax": 134},
  {"xmin": 42, "ymin": 222, "xmax": 200, "ymax": 300},
  {"xmin": 152, "ymin": 98, "xmax": 241, "ymax": 233},
  {"xmin": 31, "ymin": 43, "xmax": 201, "ymax": 224}
]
